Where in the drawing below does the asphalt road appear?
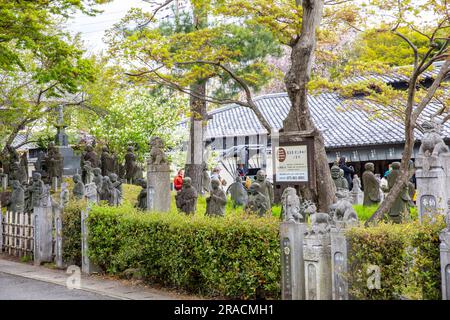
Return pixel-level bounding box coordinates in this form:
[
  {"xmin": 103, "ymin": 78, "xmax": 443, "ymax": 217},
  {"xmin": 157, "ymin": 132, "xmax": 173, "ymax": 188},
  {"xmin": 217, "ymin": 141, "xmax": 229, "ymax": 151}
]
[{"xmin": 0, "ymin": 272, "xmax": 116, "ymax": 300}]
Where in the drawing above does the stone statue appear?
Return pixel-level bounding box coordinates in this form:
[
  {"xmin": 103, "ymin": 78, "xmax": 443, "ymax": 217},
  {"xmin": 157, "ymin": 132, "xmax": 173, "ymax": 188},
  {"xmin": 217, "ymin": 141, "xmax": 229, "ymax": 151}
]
[
  {"xmin": 93, "ymin": 167, "xmax": 103, "ymax": 192},
  {"xmin": 281, "ymin": 187, "xmax": 303, "ymax": 223},
  {"xmin": 362, "ymin": 162, "xmax": 381, "ymax": 206},
  {"xmin": 35, "ymin": 150, "xmax": 45, "ymax": 172},
  {"xmin": 255, "ymin": 170, "xmax": 274, "ymax": 211},
  {"xmin": 331, "ymin": 164, "xmax": 348, "ymax": 190},
  {"xmin": 201, "ymin": 163, "xmax": 211, "ymax": 194},
  {"xmin": 60, "ymin": 182, "xmax": 69, "ymax": 207},
  {"xmin": 7, "ymin": 180, "xmax": 25, "ymax": 213},
  {"xmin": 148, "ymin": 137, "xmax": 168, "ymax": 165},
  {"xmin": 125, "ymin": 146, "xmax": 137, "ymax": 183},
  {"xmin": 9, "ymin": 161, "xmax": 25, "ymax": 185},
  {"xmin": 84, "ymin": 145, "xmax": 99, "ymax": 168},
  {"xmin": 351, "ymin": 175, "xmax": 362, "ymax": 193},
  {"xmin": 418, "ymin": 119, "xmax": 449, "ymax": 157},
  {"xmin": 136, "ymin": 179, "xmax": 147, "ymax": 210},
  {"xmin": 329, "ymin": 190, "xmax": 359, "ymax": 224},
  {"xmin": 100, "ymin": 146, "xmax": 115, "ymax": 176},
  {"xmin": 206, "ymin": 178, "xmax": 227, "ymax": 217},
  {"xmin": 5, "ymin": 145, "xmax": 19, "ymax": 175},
  {"xmin": 20, "ymin": 152, "xmax": 29, "ymax": 183},
  {"xmin": 83, "ymin": 160, "xmax": 94, "ymax": 184},
  {"xmin": 175, "ymin": 177, "xmax": 198, "ymax": 214},
  {"xmin": 307, "ymin": 204, "xmax": 332, "ymax": 235},
  {"xmin": 385, "ymin": 162, "xmax": 410, "ymax": 223},
  {"xmin": 245, "ymin": 182, "xmax": 268, "ymax": 217},
  {"xmin": 99, "ymin": 176, "xmax": 115, "ymax": 205},
  {"xmin": 29, "ymin": 172, "xmax": 45, "ymax": 208},
  {"xmin": 109, "ymin": 173, "xmax": 123, "ymax": 204},
  {"xmin": 72, "ymin": 174, "xmax": 85, "ymax": 200},
  {"xmin": 227, "ymin": 176, "xmax": 248, "ymax": 207},
  {"xmin": 45, "ymin": 142, "xmax": 64, "ymax": 184}
]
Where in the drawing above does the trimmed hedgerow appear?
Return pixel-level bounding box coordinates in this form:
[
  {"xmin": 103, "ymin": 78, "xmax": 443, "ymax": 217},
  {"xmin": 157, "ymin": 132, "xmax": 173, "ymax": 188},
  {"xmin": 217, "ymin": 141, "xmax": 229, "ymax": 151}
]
[
  {"xmin": 346, "ymin": 216, "xmax": 445, "ymax": 300},
  {"xmin": 61, "ymin": 199, "xmax": 86, "ymax": 266},
  {"xmin": 87, "ymin": 204, "xmax": 281, "ymax": 299}
]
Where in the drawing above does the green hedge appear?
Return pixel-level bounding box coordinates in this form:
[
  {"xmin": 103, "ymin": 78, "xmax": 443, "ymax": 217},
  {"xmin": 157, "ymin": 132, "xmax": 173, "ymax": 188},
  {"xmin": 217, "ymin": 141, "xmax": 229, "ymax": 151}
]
[
  {"xmin": 346, "ymin": 217, "xmax": 445, "ymax": 300},
  {"xmin": 87, "ymin": 204, "xmax": 281, "ymax": 299},
  {"xmin": 62, "ymin": 199, "xmax": 85, "ymax": 266}
]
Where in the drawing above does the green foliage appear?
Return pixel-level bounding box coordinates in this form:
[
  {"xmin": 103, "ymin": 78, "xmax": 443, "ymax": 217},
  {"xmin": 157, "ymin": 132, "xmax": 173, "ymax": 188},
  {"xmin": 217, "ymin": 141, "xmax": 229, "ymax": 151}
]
[
  {"xmin": 89, "ymin": 89, "xmax": 188, "ymax": 162},
  {"xmin": 347, "ymin": 217, "xmax": 445, "ymax": 300},
  {"xmin": 62, "ymin": 199, "xmax": 85, "ymax": 266},
  {"xmin": 87, "ymin": 205, "xmax": 281, "ymax": 299}
]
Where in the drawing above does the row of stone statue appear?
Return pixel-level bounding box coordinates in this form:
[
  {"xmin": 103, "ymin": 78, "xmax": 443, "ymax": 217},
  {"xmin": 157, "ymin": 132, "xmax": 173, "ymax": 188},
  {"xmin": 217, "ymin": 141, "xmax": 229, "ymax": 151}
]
[
  {"xmin": 169, "ymin": 170, "xmax": 274, "ymax": 217},
  {"xmin": 4, "ymin": 173, "xmax": 49, "ymax": 213},
  {"xmin": 281, "ymin": 187, "xmax": 359, "ymax": 234},
  {"xmin": 72, "ymin": 173, "xmax": 122, "ymax": 206},
  {"xmin": 80, "ymin": 145, "xmax": 142, "ymax": 185},
  {"xmin": 332, "ymin": 161, "xmax": 415, "ymax": 223}
]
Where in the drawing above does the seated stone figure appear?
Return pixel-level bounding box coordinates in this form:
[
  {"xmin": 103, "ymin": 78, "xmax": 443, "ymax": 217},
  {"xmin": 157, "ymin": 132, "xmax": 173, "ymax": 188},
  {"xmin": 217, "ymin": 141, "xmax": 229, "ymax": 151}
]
[
  {"xmin": 307, "ymin": 204, "xmax": 332, "ymax": 235},
  {"xmin": 28, "ymin": 172, "xmax": 45, "ymax": 208},
  {"xmin": 281, "ymin": 187, "xmax": 303, "ymax": 223},
  {"xmin": 83, "ymin": 160, "xmax": 94, "ymax": 184},
  {"xmin": 148, "ymin": 136, "xmax": 168, "ymax": 165},
  {"xmin": 206, "ymin": 178, "xmax": 227, "ymax": 217},
  {"xmin": 175, "ymin": 177, "xmax": 198, "ymax": 214},
  {"xmin": 93, "ymin": 168, "xmax": 103, "ymax": 192},
  {"xmin": 245, "ymin": 182, "xmax": 268, "ymax": 217},
  {"xmin": 329, "ymin": 191, "xmax": 359, "ymax": 224},
  {"xmin": 331, "ymin": 164, "xmax": 348, "ymax": 191},
  {"xmin": 227, "ymin": 176, "xmax": 248, "ymax": 208},
  {"xmin": 72, "ymin": 174, "xmax": 85, "ymax": 200},
  {"xmin": 109, "ymin": 173, "xmax": 123, "ymax": 204},
  {"xmin": 418, "ymin": 119, "xmax": 449, "ymax": 157},
  {"xmin": 7, "ymin": 180, "xmax": 25, "ymax": 213},
  {"xmin": 136, "ymin": 179, "xmax": 147, "ymax": 210},
  {"xmin": 385, "ymin": 162, "xmax": 410, "ymax": 223}
]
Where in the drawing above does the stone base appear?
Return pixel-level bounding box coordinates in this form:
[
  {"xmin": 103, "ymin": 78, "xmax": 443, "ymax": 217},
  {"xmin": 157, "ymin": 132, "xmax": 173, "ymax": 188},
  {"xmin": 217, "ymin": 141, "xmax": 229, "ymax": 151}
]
[
  {"xmin": 303, "ymin": 233, "xmax": 332, "ymax": 300},
  {"xmin": 440, "ymin": 231, "xmax": 450, "ymax": 300},
  {"xmin": 350, "ymin": 191, "xmax": 363, "ymax": 205},
  {"xmin": 56, "ymin": 146, "xmax": 81, "ymax": 176},
  {"xmin": 416, "ymin": 155, "xmax": 449, "ymax": 221},
  {"xmin": 147, "ymin": 163, "xmax": 171, "ymax": 212},
  {"xmin": 280, "ymin": 221, "xmax": 306, "ymax": 300}
]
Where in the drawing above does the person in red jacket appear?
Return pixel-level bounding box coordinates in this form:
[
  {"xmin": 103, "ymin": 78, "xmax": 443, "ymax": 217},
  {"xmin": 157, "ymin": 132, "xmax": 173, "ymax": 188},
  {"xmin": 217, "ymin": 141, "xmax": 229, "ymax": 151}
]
[{"xmin": 173, "ymin": 169, "xmax": 184, "ymax": 191}]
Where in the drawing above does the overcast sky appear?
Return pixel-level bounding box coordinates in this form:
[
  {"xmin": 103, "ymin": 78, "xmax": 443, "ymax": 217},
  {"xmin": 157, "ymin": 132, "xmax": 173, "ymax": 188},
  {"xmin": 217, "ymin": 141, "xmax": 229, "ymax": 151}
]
[{"xmin": 66, "ymin": 0, "xmax": 150, "ymax": 53}]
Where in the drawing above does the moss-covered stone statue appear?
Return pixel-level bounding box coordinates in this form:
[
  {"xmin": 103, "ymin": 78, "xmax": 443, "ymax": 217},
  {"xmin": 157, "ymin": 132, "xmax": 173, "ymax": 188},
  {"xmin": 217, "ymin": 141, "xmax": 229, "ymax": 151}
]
[
  {"xmin": 7, "ymin": 180, "xmax": 25, "ymax": 213},
  {"xmin": 93, "ymin": 167, "xmax": 103, "ymax": 191},
  {"xmin": 255, "ymin": 170, "xmax": 273, "ymax": 211},
  {"xmin": 331, "ymin": 164, "xmax": 348, "ymax": 190},
  {"xmin": 206, "ymin": 178, "xmax": 227, "ymax": 217},
  {"xmin": 384, "ymin": 162, "xmax": 410, "ymax": 223},
  {"xmin": 72, "ymin": 174, "xmax": 85, "ymax": 200},
  {"xmin": 175, "ymin": 177, "xmax": 198, "ymax": 214},
  {"xmin": 227, "ymin": 176, "xmax": 248, "ymax": 208},
  {"xmin": 362, "ymin": 162, "xmax": 381, "ymax": 207},
  {"xmin": 136, "ymin": 179, "xmax": 147, "ymax": 210},
  {"xmin": 245, "ymin": 182, "xmax": 268, "ymax": 217}
]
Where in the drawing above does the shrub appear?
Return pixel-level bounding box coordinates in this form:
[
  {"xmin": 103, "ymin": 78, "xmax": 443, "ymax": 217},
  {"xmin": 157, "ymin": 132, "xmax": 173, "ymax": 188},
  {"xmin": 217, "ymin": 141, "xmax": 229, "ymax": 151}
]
[
  {"xmin": 347, "ymin": 216, "xmax": 445, "ymax": 300},
  {"xmin": 62, "ymin": 199, "xmax": 86, "ymax": 266},
  {"xmin": 87, "ymin": 204, "xmax": 281, "ymax": 299}
]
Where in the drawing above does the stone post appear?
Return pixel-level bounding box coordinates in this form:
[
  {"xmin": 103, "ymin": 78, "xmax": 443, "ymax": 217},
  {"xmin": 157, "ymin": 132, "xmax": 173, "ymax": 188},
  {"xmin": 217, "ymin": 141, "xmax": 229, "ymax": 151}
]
[
  {"xmin": 81, "ymin": 183, "xmax": 100, "ymax": 274},
  {"xmin": 330, "ymin": 222, "xmax": 351, "ymax": 300},
  {"xmin": 147, "ymin": 163, "xmax": 171, "ymax": 212},
  {"xmin": 52, "ymin": 177, "xmax": 58, "ymax": 192},
  {"xmin": 280, "ymin": 221, "xmax": 306, "ymax": 300},
  {"xmin": 440, "ymin": 230, "xmax": 450, "ymax": 300},
  {"xmin": 0, "ymin": 202, "xmax": 3, "ymax": 251},
  {"xmin": 1, "ymin": 174, "xmax": 8, "ymax": 191},
  {"xmin": 303, "ymin": 233, "xmax": 332, "ymax": 300},
  {"xmin": 54, "ymin": 205, "xmax": 63, "ymax": 269},
  {"xmin": 416, "ymin": 154, "xmax": 449, "ymax": 221},
  {"xmin": 33, "ymin": 193, "xmax": 53, "ymax": 265}
]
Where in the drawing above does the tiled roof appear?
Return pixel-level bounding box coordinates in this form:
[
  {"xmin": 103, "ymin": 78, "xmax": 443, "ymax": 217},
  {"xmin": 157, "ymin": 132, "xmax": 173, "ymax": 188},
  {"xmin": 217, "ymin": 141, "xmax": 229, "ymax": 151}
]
[
  {"xmin": 11, "ymin": 133, "xmax": 38, "ymax": 150},
  {"xmin": 182, "ymin": 92, "xmax": 450, "ymax": 149}
]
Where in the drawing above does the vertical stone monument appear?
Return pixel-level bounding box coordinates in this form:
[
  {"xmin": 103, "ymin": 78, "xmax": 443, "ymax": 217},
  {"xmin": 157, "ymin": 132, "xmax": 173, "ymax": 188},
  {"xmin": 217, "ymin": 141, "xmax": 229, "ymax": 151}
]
[
  {"xmin": 440, "ymin": 200, "xmax": 450, "ymax": 300},
  {"xmin": 81, "ymin": 183, "xmax": 100, "ymax": 274},
  {"xmin": 350, "ymin": 175, "xmax": 364, "ymax": 205},
  {"xmin": 415, "ymin": 119, "xmax": 450, "ymax": 221},
  {"xmin": 280, "ymin": 187, "xmax": 306, "ymax": 300},
  {"xmin": 33, "ymin": 186, "xmax": 54, "ymax": 265},
  {"xmin": 303, "ymin": 207, "xmax": 332, "ymax": 300},
  {"xmin": 146, "ymin": 137, "xmax": 171, "ymax": 212}
]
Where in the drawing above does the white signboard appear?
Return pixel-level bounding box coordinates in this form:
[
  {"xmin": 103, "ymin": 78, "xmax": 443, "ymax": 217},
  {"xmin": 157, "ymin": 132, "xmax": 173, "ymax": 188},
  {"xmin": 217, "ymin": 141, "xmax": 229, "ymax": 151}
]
[{"xmin": 275, "ymin": 145, "xmax": 308, "ymax": 182}]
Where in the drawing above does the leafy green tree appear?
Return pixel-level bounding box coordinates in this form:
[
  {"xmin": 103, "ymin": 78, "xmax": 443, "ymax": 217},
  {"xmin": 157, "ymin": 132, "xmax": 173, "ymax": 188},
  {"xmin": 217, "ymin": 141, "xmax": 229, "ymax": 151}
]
[{"xmin": 89, "ymin": 89, "xmax": 188, "ymax": 162}]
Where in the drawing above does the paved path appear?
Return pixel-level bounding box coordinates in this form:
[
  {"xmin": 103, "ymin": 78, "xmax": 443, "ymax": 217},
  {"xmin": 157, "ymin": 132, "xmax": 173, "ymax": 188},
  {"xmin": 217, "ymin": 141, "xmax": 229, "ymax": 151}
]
[
  {"xmin": 0, "ymin": 272, "xmax": 115, "ymax": 300},
  {"xmin": 0, "ymin": 257, "xmax": 194, "ymax": 300}
]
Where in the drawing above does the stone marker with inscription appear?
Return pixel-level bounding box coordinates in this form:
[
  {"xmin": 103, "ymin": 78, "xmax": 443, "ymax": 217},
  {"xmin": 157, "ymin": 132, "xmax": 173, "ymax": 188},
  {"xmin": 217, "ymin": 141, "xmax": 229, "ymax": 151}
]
[{"xmin": 147, "ymin": 137, "xmax": 171, "ymax": 212}]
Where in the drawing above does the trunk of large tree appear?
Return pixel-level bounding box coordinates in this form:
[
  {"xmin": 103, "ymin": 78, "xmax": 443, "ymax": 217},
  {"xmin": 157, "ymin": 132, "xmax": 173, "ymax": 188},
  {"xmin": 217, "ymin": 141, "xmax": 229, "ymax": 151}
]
[
  {"xmin": 185, "ymin": 81, "xmax": 208, "ymax": 193},
  {"xmin": 282, "ymin": 0, "xmax": 335, "ymax": 211}
]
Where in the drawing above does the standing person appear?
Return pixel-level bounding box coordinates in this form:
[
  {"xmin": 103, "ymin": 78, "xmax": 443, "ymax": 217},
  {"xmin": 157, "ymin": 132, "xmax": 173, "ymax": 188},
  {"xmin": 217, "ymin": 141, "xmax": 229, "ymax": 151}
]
[
  {"xmin": 173, "ymin": 169, "xmax": 184, "ymax": 192},
  {"xmin": 338, "ymin": 156, "xmax": 354, "ymax": 190},
  {"xmin": 237, "ymin": 163, "xmax": 247, "ymax": 177}
]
